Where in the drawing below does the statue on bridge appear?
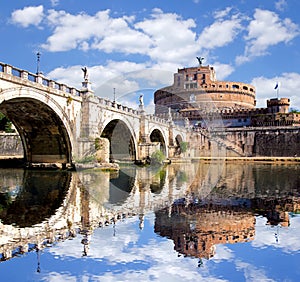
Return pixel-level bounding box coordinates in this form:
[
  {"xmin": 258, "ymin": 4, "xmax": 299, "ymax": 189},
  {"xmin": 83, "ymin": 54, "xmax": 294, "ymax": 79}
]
[
  {"xmin": 81, "ymin": 67, "xmax": 89, "ymax": 81},
  {"xmin": 139, "ymin": 94, "xmax": 144, "ymax": 106},
  {"xmin": 81, "ymin": 66, "xmax": 93, "ymax": 92}
]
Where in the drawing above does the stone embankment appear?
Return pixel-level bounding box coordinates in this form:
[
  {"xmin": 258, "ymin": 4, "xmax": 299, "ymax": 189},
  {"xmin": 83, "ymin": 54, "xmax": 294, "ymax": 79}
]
[
  {"xmin": 1, "ymin": 126, "xmax": 300, "ymax": 164},
  {"xmin": 0, "ymin": 132, "xmax": 24, "ymax": 167},
  {"xmin": 190, "ymin": 126, "xmax": 300, "ymax": 159},
  {"xmin": 0, "ymin": 132, "xmax": 23, "ymax": 157}
]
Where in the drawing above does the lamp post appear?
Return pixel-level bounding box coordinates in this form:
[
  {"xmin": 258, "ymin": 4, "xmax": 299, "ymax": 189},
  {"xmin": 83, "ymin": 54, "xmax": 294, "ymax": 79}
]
[{"xmin": 36, "ymin": 52, "xmax": 41, "ymax": 75}]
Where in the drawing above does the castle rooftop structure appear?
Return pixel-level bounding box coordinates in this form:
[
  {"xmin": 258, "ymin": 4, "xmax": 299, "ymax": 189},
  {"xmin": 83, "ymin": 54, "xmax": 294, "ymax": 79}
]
[
  {"xmin": 154, "ymin": 64, "xmax": 256, "ymax": 115},
  {"xmin": 154, "ymin": 63, "xmax": 294, "ymax": 128}
]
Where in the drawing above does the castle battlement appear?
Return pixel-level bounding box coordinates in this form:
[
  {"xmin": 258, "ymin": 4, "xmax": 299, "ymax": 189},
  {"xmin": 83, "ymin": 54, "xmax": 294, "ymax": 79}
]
[{"xmin": 154, "ymin": 65, "xmax": 256, "ymax": 115}]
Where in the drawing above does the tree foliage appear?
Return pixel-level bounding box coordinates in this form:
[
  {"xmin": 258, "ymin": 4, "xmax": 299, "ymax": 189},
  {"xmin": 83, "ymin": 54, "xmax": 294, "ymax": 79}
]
[
  {"xmin": 0, "ymin": 111, "xmax": 15, "ymax": 133},
  {"xmin": 151, "ymin": 150, "xmax": 165, "ymax": 165}
]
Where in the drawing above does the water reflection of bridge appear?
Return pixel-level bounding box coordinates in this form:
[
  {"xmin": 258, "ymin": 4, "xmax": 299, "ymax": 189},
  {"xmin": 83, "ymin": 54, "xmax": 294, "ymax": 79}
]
[
  {"xmin": 0, "ymin": 163, "xmax": 194, "ymax": 260},
  {"xmin": 1, "ymin": 162, "xmax": 300, "ymax": 261}
]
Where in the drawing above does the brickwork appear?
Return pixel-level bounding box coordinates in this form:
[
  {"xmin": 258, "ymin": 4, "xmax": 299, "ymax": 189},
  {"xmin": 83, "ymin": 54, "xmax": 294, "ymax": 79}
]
[{"xmin": 154, "ymin": 65, "xmax": 256, "ymax": 114}]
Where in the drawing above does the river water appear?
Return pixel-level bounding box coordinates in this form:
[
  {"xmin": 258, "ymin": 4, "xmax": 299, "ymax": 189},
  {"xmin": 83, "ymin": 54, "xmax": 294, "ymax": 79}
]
[{"xmin": 0, "ymin": 161, "xmax": 300, "ymax": 281}]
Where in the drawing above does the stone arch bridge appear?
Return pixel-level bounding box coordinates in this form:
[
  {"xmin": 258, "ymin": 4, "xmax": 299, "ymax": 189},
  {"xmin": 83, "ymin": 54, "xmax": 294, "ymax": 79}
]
[{"xmin": 0, "ymin": 63, "xmax": 188, "ymax": 167}]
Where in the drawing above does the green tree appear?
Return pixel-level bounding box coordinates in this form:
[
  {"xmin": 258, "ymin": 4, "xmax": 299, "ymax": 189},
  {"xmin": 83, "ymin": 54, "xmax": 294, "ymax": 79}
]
[
  {"xmin": 179, "ymin": 141, "xmax": 189, "ymax": 153},
  {"xmin": 151, "ymin": 150, "xmax": 165, "ymax": 165},
  {"xmin": 0, "ymin": 111, "xmax": 15, "ymax": 133},
  {"xmin": 290, "ymin": 108, "xmax": 300, "ymax": 114}
]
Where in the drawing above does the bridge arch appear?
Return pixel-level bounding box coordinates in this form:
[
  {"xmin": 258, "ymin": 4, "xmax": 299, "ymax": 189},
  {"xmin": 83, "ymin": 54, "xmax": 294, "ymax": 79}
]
[
  {"xmin": 0, "ymin": 87, "xmax": 75, "ymax": 165},
  {"xmin": 175, "ymin": 134, "xmax": 184, "ymax": 155},
  {"xmin": 149, "ymin": 128, "xmax": 168, "ymax": 157},
  {"xmin": 99, "ymin": 118, "xmax": 137, "ymax": 162}
]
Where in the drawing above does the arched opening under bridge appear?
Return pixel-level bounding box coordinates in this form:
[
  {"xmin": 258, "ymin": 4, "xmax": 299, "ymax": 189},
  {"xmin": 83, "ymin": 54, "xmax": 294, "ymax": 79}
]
[
  {"xmin": 0, "ymin": 98, "xmax": 72, "ymax": 165},
  {"xmin": 101, "ymin": 119, "xmax": 136, "ymax": 162},
  {"xmin": 175, "ymin": 134, "xmax": 184, "ymax": 155},
  {"xmin": 150, "ymin": 129, "xmax": 167, "ymax": 156}
]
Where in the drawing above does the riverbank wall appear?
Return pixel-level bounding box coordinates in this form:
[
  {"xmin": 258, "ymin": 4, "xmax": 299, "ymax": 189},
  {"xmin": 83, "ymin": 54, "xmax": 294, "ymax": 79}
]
[
  {"xmin": 0, "ymin": 133, "xmax": 23, "ymax": 157},
  {"xmin": 189, "ymin": 126, "xmax": 300, "ymax": 158},
  {"xmin": 1, "ymin": 126, "xmax": 300, "ymax": 161}
]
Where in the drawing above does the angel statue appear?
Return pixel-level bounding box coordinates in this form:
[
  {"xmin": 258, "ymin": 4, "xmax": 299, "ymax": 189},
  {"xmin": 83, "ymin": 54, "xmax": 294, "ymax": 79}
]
[
  {"xmin": 139, "ymin": 94, "xmax": 144, "ymax": 106},
  {"xmin": 81, "ymin": 67, "xmax": 89, "ymax": 81},
  {"xmin": 196, "ymin": 57, "xmax": 204, "ymax": 66}
]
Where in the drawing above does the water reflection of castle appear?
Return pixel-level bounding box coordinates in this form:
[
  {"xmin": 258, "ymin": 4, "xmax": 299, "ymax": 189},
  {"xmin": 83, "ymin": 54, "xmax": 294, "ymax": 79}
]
[
  {"xmin": 154, "ymin": 197, "xmax": 300, "ymax": 260},
  {"xmin": 155, "ymin": 204, "xmax": 255, "ymax": 259}
]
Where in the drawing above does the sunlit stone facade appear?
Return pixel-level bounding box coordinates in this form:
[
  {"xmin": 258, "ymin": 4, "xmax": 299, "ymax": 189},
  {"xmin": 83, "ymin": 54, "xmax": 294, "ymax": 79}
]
[{"xmin": 154, "ymin": 65, "xmax": 256, "ymax": 115}]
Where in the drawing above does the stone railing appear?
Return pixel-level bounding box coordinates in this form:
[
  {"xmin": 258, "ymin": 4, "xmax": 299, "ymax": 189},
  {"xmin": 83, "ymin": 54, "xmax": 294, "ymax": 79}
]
[
  {"xmin": 97, "ymin": 97, "xmax": 139, "ymax": 115},
  {"xmin": 147, "ymin": 114, "xmax": 169, "ymax": 124},
  {"xmin": 0, "ymin": 62, "xmax": 81, "ymax": 97}
]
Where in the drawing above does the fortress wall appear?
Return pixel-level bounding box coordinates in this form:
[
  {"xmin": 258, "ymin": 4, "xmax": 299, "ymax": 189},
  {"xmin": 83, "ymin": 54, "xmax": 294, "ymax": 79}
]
[
  {"xmin": 254, "ymin": 128, "xmax": 300, "ymax": 157},
  {"xmin": 212, "ymin": 127, "xmax": 300, "ymax": 157}
]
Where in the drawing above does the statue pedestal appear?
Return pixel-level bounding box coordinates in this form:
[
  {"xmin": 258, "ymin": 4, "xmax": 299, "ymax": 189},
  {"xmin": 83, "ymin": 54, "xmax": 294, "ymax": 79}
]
[
  {"xmin": 81, "ymin": 81, "xmax": 94, "ymax": 97},
  {"xmin": 82, "ymin": 80, "xmax": 92, "ymax": 91}
]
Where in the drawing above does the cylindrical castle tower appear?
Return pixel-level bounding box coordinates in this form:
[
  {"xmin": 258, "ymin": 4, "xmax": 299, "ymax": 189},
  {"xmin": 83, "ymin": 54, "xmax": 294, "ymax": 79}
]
[{"xmin": 154, "ymin": 65, "xmax": 256, "ymax": 114}]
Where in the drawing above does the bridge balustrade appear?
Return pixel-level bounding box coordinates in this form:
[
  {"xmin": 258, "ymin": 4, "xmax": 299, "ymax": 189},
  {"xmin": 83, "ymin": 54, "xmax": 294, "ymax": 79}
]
[
  {"xmin": 147, "ymin": 115, "xmax": 169, "ymax": 124},
  {"xmin": 27, "ymin": 73, "xmax": 36, "ymax": 82},
  {"xmin": 11, "ymin": 68, "xmax": 22, "ymax": 78},
  {"xmin": 0, "ymin": 62, "xmax": 80, "ymax": 97}
]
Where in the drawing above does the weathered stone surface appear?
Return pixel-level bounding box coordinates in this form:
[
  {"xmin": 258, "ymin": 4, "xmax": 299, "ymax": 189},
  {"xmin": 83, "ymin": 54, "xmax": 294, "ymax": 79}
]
[{"xmin": 0, "ymin": 133, "xmax": 23, "ymax": 156}]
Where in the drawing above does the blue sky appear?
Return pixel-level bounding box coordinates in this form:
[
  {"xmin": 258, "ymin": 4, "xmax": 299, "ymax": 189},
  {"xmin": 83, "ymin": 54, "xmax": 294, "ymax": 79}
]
[{"xmin": 1, "ymin": 0, "xmax": 300, "ymax": 110}]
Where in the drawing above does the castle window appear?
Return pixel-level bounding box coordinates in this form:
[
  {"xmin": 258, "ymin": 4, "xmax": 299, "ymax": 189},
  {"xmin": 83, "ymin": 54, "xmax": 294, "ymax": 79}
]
[
  {"xmin": 219, "ymin": 85, "xmax": 222, "ymax": 88},
  {"xmin": 243, "ymin": 86, "xmax": 248, "ymax": 90},
  {"xmin": 226, "ymin": 84, "xmax": 229, "ymax": 88},
  {"xmin": 194, "ymin": 74, "xmax": 197, "ymax": 80},
  {"xmin": 250, "ymin": 88, "xmax": 254, "ymax": 92},
  {"xmin": 232, "ymin": 84, "xmax": 239, "ymax": 89}
]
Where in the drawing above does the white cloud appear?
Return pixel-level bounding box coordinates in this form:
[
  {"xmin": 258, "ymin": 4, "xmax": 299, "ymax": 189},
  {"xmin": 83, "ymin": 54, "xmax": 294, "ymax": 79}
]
[
  {"xmin": 275, "ymin": 0, "xmax": 287, "ymax": 12},
  {"xmin": 47, "ymin": 61, "xmax": 174, "ymax": 107},
  {"xmin": 213, "ymin": 7, "xmax": 233, "ymax": 20},
  {"xmin": 213, "ymin": 245, "xmax": 234, "ymax": 262},
  {"xmin": 252, "ymin": 215, "xmax": 300, "ymax": 253},
  {"xmin": 237, "ymin": 9, "xmax": 299, "ymax": 64},
  {"xmin": 212, "ymin": 62, "xmax": 235, "ymax": 80},
  {"xmin": 11, "ymin": 5, "xmax": 44, "ymax": 28},
  {"xmin": 135, "ymin": 9, "xmax": 199, "ymax": 65},
  {"xmin": 42, "ymin": 9, "xmax": 152, "ymax": 54},
  {"xmin": 251, "ymin": 72, "xmax": 300, "ymax": 109},
  {"xmin": 11, "ymin": 6, "xmax": 247, "ymax": 70},
  {"xmin": 198, "ymin": 8, "xmax": 244, "ymax": 51},
  {"xmin": 198, "ymin": 19, "xmax": 241, "ymax": 50},
  {"xmin": 41, "ymin": 7, "xmax": 202, "ymax": 65},
  {"xmin": 235, "ymin": 260, "xmax": 275, "ymax": 282},
  {"xmin": 51, "ymin": 0, "xmax": 60, "ymax": 7},
  {"xmin": 46, "ymin": 214, "xmax": 226, "ymax": 282}
]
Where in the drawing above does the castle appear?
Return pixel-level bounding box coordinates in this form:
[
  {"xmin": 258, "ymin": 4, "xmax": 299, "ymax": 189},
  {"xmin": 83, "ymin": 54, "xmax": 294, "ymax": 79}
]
[{"xmin": 154, "ymin": 61, "xmax": 299, "ymax": 128}]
